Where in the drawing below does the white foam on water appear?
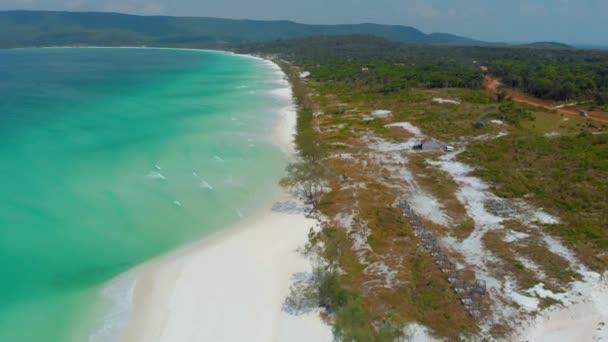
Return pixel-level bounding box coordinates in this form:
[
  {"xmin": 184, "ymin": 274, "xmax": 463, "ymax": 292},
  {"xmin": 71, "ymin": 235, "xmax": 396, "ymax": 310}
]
[
  {"xmin": 200, "ymin": 179, "xmax": 214, "ymax": 190},
  {"xmin": 269, "ymin": 87, "xmax": 293, "ymax": 101},
  {"xmin": 144, "ymin": 171, "xmax": 166, "ymax": 180},
  {"xmin": 192, "ymin": 171, "xmax": 214, "ymax": 190},
  {"xmin": 88, "ymin": 273, "xmax": 137, "ymax": 342}
]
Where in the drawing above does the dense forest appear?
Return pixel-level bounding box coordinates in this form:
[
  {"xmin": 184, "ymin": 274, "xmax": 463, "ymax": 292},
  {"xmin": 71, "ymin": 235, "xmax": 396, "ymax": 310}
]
[
  {"xmin": 237, "ymin": 36, "xmax": 608, "ymax": 104},
  {"xmin": 486, "ymin": 51, "xmax": 608, "ymax": 103}
]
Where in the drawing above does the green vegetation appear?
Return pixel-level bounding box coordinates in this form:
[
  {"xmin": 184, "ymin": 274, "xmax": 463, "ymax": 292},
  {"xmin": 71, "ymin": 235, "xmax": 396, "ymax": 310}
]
[
  {"xmin": 271, "ymin": 35, "xmax": 608, "ymax": 341},
  {"xmin": 279, "ymin": 158, "xmax": 325, "ymax": 208},
  {"xmin": 486, "ymin": 49, "xmax": 608, "ymax": 103},
  {"xmin": 240, "ymin": 35, "xmax": 608, "ymax": 104},
  {"xmin": 462, "ymin": 130, "xmax": 608, "ymax": 270}
]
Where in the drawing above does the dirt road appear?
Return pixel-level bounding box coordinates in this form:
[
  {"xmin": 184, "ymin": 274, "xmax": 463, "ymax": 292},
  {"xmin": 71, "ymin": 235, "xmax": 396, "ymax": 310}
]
[{"xmin": 482, "ymin": 69, "xmax": 608, "ymax": 124}]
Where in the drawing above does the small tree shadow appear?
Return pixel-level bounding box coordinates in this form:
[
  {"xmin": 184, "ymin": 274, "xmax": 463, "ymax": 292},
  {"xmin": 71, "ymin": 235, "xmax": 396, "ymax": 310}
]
[
  {"xmin": 282, "ymin": 272, "xmax": 320, "ymax": 316},
  {"xmin": 272, "ymin": 199, "xmax": 311, "ymax": 215}
]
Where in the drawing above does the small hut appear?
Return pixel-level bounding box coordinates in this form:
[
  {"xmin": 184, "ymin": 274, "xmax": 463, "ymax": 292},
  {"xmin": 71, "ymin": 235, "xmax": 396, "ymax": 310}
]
[{"xmin": 414, "ymin": 138, "xmax": 442, "ymax": 151}]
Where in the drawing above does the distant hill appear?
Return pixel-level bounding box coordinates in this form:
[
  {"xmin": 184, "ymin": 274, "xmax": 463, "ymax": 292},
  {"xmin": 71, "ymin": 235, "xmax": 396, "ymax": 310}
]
[
  {"xmin": 0, "ymin": 10, "xmax": 487, "ymax": 48},
  {"xmin": 518, "ymin": 41, "xmax": 572, "ymax": 49}
]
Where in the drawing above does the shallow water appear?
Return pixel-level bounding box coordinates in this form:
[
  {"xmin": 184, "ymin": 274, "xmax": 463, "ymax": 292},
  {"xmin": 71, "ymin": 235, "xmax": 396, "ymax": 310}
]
[{"xmin": 0, "ymin": 48, "xmax": 290, "ymax": 341}]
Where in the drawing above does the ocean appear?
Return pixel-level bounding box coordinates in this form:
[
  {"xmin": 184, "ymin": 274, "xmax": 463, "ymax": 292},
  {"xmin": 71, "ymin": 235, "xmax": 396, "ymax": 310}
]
[{"xmin": 0, "ymin": 47, "xmax": 292, "ymax": 341}]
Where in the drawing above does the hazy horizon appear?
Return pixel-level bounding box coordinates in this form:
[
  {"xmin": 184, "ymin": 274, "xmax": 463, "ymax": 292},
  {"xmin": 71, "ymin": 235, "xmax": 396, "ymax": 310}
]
[{"xmin": 1, "ymin": 0, "xmax": 607, "ymax": 45}]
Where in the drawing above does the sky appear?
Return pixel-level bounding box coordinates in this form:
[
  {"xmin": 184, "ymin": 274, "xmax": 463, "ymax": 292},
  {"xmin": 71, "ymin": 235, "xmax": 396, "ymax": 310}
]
[{"xmin": 2, "ymin": 0, "xmax": 607, "ymax": 45}]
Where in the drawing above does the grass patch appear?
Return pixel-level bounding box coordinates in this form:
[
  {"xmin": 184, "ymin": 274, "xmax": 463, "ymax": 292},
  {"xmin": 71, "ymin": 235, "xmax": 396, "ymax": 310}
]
[{"xmin": 482, "ymin": 231, "xmax": 540, "ymax": 290}]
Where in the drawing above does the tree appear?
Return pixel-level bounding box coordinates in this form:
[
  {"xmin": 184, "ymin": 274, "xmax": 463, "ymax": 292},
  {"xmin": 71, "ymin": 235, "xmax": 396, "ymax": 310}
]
[
  {"xmin": 279, "ymin": 157, "xmax": 325, "ymax": 209},
  {"xmin": 496, "ymin": 88, "xmax": 507, "ymax": 103}
]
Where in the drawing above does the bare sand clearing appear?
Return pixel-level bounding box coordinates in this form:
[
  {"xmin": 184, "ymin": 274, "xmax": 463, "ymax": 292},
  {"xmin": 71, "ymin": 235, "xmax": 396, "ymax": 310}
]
[{"xmin": 107, "ymin": 56, "xmax": 332, "ymax": 342}]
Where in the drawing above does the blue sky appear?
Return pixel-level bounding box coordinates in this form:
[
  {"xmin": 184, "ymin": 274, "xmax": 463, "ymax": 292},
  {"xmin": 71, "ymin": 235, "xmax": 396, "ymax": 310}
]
[{"xmin": 2, "ymin": 0, "xmax": 607, "ymax": 45}]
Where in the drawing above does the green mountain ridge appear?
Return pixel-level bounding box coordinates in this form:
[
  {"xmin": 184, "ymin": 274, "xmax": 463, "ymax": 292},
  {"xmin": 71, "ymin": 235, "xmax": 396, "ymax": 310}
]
[{"xmin": 0, "ymin": 10, "xmax": 486, "ymax": 48}]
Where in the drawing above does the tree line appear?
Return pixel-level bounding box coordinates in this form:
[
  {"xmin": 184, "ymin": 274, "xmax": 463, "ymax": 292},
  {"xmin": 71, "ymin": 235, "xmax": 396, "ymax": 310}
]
[{"xmin": 235, "ymin": 35, "xmax": 608, "ymax": 104}]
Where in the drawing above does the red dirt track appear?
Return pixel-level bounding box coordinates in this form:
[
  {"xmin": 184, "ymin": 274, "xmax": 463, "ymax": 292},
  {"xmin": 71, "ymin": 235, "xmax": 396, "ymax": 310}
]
[{"xmin": 482, "ymin": 68, "xmax": 608, "ymax": 124}]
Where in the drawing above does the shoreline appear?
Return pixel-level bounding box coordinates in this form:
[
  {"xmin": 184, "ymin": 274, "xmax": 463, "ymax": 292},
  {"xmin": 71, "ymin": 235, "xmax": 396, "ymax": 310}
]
[
  {"xmin": 86, "ymin": 52, "xmax": 332, "ymax": 342},
  {"xmin": 120, "ymin": 189, "xmax": 330, "ymax": 342}
]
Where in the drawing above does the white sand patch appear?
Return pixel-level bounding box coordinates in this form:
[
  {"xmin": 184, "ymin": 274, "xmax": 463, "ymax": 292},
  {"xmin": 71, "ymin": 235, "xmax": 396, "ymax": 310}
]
[
  {"xmin": 365, "ymin": 138, "xmax": 451, "ymax": 227},
  {"xmin": 274, "ymin": 308, "xmax": 333, "ymax": 342},
  {"xmin": 330, "ymin": 153, "xmax": 354, "ymax": 160},
  {"xmin": 474, "ymin": 132, "xmax": 509, "ymax": 141},
  {"xmin": 430, "ymin": 152, "xmax": 503, "ymax": 267},
  {"xmin": 542, "ymin": 235, "xmax": 580, "ymax": 268},
  {"xmin": 533, "ymin": 211, "xmax": 560, "ymax": 225},
  {"xmin": 429, "ymin": 152, "xmax": 574, "ymax": 321},
  {"xmin": 363, "ymin": 261, "xmax": 402, "ymax": 289},
  {"xmin": 516, "ymin": 273, "xmax": 608, "ymax": 342},
  {"xmin": 509, "ymin": 201, "xmax": 561, "ymax": 226},
  {"xmin": 367, "ymin": 138, "xmax": 418, "ymax": 153},
  {"xmin": 432, "ymin": 98, "xmax": 461, "ymax": 105},
  {"xmin": 544, "ymin": 132, "xmax": 560, "ymax": 138},
  {"xmin": 408, "ymin": 192, "xmax": 451, "ymax": 227},
  {"xmin": 371, "ymin": 109, "xmax": 393, "ymax": 118},
  {"xmin": 504, "ymin": 279, "xmax": 539, "ymax": 312},
  {"xmin": 527, "ymin": 283, "xmax": 566, "ymax": 301},
  {"xmin": 518, "ymin": 256, "xmax": 546, "ymax": 279},
  {"xmin": 335, "ymin": 211, "xmax": 356, "ymax": 232},
  {"xmin": 385, "ymin": 122, "xmax": 423, "ymax": 136},
  {"xmin": 299, "ymin": 71, "xmax": 310, "ymax": 78},
  {"xmin": 403, "ymin": 323, "xmax": 443, "ymax": 341},
  {"xmin": 490, "ymin": 119, "xmax": 505, "ymax": 125},
  {"xmin": 366, "ymin": 126, "xmax": 452, "ymax": 227},
  {"xmin": 504, "ymin": 230, "xmax": 530, "ymax": 243}
]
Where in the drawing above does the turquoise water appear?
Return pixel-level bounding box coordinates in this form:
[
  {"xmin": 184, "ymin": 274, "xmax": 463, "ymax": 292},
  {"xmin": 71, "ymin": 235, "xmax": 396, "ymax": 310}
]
[{"xmin": 0, "ymin": 48, "xmax": 290, "ymax": 341}]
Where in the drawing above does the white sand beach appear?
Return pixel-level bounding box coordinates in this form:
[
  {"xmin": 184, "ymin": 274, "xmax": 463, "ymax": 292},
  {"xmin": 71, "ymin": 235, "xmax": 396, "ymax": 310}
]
[
  {"xmin": 104, "ymin": 56, "xmax": 333, "ymax": 342},
  {"xmin": 120, "ymin": 192, "xmax": 332, "ymax": 342}
]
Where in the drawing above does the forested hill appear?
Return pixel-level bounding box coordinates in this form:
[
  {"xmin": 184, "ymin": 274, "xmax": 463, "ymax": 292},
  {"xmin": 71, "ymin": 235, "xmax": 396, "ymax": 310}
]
[{"xmin": 0, "ymin": 10, "xmax": 484, "ymax": 48}]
